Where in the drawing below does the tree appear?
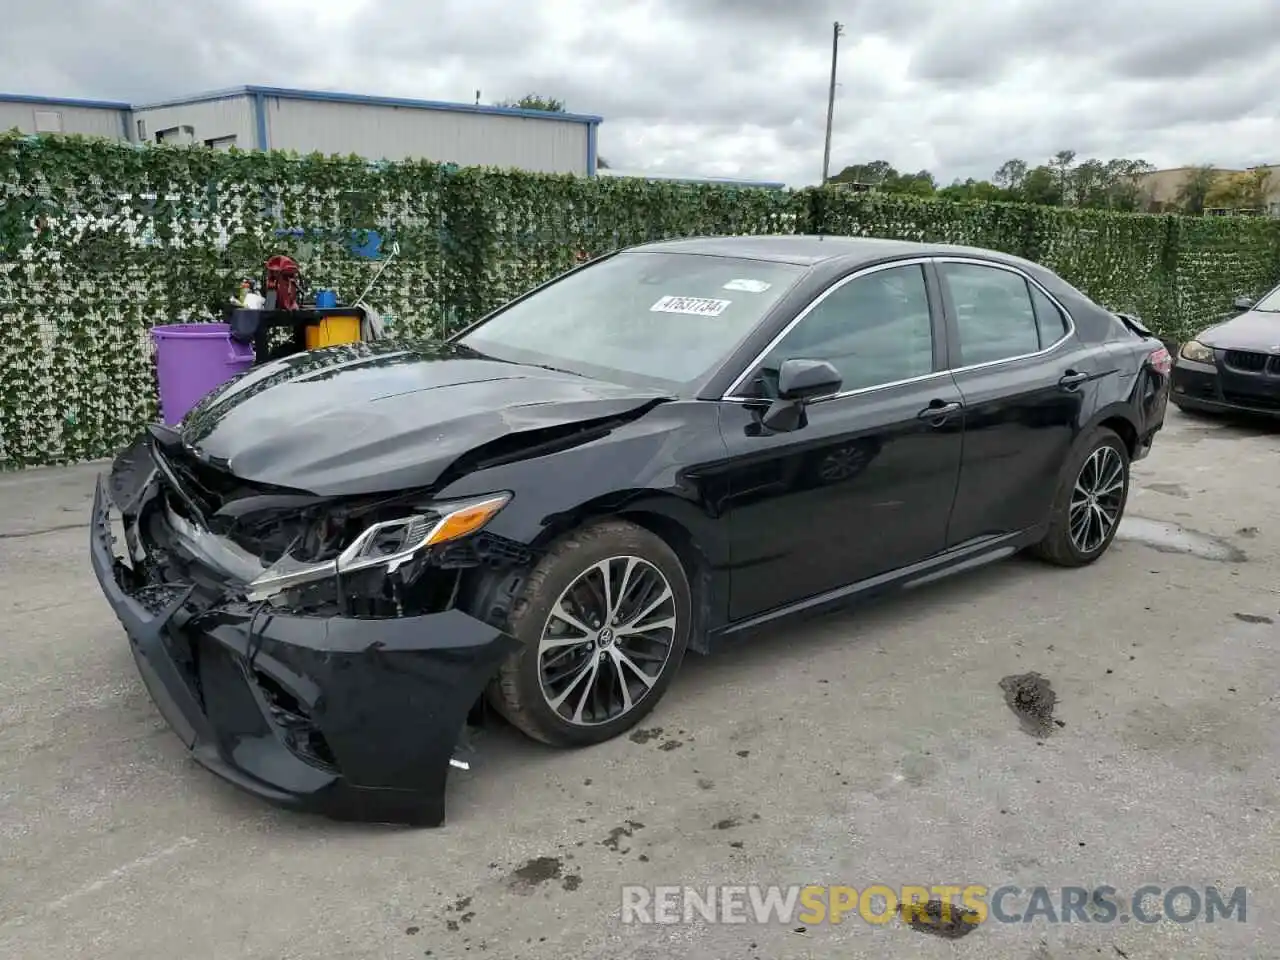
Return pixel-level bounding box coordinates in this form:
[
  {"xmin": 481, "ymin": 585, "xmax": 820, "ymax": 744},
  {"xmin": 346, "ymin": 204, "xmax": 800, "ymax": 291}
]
[
  {"xmin": 1049, "ymin": 150, "xmax": 1076, "ymax": 204},
  {"xmin": 1064, "ymin": 157, "xmax": 1155, "ymax": 210},
  {"xmin": 1205, "ymin": 167, "xmax": 1272, "ymax": 213},
  {"xmin": 1071, "ymin": 158, "xmax": 1111, "ymax": 208},
  {"xmin": 993, "ymin": 159, "xmax": 1028, "ymax": 192},
  {"xmin": 883, "ymin": 169, "xmax": 937, "ymax": 197},
  {"xmin": 1176, "ymin": 165, "xmax": 1218, "ymax": 215},
  {"xmin": 829, "ymin": 161, "xmax": 938, "ymax": 196},
  {"xmin": 1103, "ymin": 159, "xmax": 1155, "ymax": 211},
  {"xmin": 827, "ymin": 151, "xmax": 1212, "ymax": 213},
  {"xmin": 497, "ymin": 93, "xmax": 565, "ymax": 112},
  {"xmin": 1020, "ymin": 165, "xmax": 1063, "ymax": 206},
  {"xmin": 830, "ymin": 160, "xmax": 896, "ymax": 187},
  {"xmin": 937, "ymin": 178, "xmax": 1010, "ymax": 203},
  {"xmin": 1239, "ymin": 168, "xmax": 1270, "ymax": 209}
]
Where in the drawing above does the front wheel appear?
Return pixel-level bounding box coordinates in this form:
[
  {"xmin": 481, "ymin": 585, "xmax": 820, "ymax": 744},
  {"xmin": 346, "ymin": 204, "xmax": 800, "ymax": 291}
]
[
  {"xmin": 487, "ymin": 519, "xmax": 691, "ymax": 747},
  {"xmin": 1031, "ymin": 427, "xmax": 1130, "ymax": 567}
]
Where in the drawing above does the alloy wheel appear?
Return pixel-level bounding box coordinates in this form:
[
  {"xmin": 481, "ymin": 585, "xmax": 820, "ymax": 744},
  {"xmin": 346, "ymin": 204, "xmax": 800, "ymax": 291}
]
[
  {"xmin": 537, "ymin": 555, "xmax": 678, "ymax": 726},
  {"xmin": 1068, "ymin": 445, "xmax": 1125, "ymax": 554}
]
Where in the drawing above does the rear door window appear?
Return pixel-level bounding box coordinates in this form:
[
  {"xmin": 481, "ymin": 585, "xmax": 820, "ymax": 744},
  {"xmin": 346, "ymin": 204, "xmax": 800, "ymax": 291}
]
[{"xmin": 939, "ymin": 263, "xmax": 1044, "ymax": 366}]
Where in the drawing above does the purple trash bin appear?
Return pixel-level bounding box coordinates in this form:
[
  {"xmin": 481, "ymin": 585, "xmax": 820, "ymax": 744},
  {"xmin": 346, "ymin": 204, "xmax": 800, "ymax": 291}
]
[{"xmin": 151, "ymin": 322, "xmax": 255, "ymax": 425}]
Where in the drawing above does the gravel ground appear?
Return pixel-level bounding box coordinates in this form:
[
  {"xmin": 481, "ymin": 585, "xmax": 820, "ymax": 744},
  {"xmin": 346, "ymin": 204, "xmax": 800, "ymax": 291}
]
[{"xmin": 2, "ymin": 406, "xmax": 1278, "ymax": 960}]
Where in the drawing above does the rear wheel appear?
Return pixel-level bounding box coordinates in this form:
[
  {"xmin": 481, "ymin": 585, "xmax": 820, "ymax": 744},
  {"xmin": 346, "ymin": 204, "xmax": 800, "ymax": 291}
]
[
  {"xmin": 487, "ymin": 520, "xmax": 691, "ymax": 747},
  {"xmin": 1031, "ymin": 427, "xmax": 1130, "ymax": 567}
]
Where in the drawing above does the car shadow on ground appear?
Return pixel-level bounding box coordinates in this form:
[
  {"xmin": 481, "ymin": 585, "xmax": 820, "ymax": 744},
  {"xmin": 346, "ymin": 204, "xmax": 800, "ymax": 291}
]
[
  {"xmin": 1171, "ymin": 407, "xmax": 1280, "ymax": 439},
  {"xmin": 439, "ymin": 553, "xmax": 1062, "ymax": 828},
  {"xmin": 180, "ymin": 551, "xmax": 1046, "ymax": 836},
  {"xmin": 673, "ymin": 554, "xmax": 1040, "ymax": 690},
  {"xmin": 179, "ymin": 525, "xmax": 1193, "ymax": 838}
]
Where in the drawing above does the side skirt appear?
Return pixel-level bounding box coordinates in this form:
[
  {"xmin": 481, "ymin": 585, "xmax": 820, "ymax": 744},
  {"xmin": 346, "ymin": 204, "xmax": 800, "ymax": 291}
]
[{"xmin": 703, "ymin": 524, "xmax": 1048, "ymax": 650}]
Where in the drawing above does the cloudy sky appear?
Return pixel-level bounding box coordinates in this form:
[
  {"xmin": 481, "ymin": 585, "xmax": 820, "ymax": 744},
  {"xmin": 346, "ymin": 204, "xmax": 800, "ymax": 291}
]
[{"xmin": 3, "ymin": 0, "xmax": 1277, "ymax": 186}]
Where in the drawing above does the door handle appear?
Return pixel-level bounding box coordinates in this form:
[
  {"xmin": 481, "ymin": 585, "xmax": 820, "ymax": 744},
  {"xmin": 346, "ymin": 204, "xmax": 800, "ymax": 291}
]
[
  {"xmin": 1059, "ymin": 370, "xmax": 1090, "ymax": 390},
  {"xmin": 917, "ymin": 400, "xmax": 962, "ymax": 424}
]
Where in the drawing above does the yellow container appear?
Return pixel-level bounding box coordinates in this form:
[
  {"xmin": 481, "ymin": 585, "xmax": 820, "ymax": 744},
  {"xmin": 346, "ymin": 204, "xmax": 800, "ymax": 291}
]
[{"xmin": 305, "ymin": 314, "xmax": 362, "ymax": 349}]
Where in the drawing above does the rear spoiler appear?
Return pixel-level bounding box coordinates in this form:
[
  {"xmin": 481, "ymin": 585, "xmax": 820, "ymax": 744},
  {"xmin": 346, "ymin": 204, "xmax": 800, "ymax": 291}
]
[{"xmin": 1113, "ymin": 311, "xmax": 1154, "ymax": 338}]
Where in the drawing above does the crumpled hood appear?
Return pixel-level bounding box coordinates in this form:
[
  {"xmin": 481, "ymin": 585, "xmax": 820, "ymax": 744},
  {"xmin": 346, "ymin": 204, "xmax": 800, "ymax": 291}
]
[
  {"xmin": 1198, "ymin": 310, "xmax": 1280, "ymax": 352},
  {"xmin": 177, "ymin": 340, "xmax": 671, "ymax": 495}
]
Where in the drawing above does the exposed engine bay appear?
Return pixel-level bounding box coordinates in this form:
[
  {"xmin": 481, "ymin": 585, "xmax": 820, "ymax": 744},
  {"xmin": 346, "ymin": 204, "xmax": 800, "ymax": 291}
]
[{"xmin": 126, "ymin": 426, "xmax": 534, "ymax": 621}]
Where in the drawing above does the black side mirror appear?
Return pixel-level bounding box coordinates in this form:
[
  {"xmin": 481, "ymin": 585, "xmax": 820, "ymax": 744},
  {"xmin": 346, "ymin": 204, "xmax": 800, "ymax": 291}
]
[
  {"xmin": 777, "ymin": 358, "xmax": 842, "ymax": 401},
  {"xmin": 1233, "ymin": 296, "xmax": 1255, "ymax": 312},
  {"xmin": 760, "ymin": 358, "xmax": 842, "ymax": 432}
]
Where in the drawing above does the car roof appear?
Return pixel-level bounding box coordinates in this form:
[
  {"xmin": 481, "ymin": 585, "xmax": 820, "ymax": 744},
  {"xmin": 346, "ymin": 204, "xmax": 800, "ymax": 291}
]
[{"xmin": 628, "ymin": 234, "xmax": 1043, "ymax": 271}]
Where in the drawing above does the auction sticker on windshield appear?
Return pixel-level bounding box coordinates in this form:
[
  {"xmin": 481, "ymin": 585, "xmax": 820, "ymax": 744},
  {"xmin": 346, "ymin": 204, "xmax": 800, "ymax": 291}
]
[
  {"xmin": 650, "ymin": 295, "xmax": 732, "ymax": 317},
  {"xmin": 723, "ymin": 278, "xmax": 772, "ymax": 293}
]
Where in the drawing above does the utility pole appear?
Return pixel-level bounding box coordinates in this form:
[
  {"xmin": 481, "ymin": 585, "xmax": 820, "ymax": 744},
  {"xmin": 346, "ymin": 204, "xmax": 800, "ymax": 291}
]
[{"xmin": 821, "ymin": 21, "xmax": 844, "ymax": 185}]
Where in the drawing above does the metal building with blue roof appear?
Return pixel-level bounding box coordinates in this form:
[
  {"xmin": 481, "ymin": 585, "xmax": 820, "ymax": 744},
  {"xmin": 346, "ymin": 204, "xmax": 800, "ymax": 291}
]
[{"xmin": 1, "ymin": 85, "xmax": 604, "ymax": 176}]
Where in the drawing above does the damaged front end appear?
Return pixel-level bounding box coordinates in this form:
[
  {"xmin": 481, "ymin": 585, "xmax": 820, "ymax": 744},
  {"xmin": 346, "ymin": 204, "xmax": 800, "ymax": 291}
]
[{"xmin": 90, "ymin": 428, "xmax": 525, "ymax": 826}]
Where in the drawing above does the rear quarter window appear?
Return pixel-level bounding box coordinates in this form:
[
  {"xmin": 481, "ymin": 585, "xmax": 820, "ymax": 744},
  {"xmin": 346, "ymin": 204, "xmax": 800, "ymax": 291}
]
[{"xmin": 1029, "ymin": 284, "xmax": 1070, "ymax": 346}]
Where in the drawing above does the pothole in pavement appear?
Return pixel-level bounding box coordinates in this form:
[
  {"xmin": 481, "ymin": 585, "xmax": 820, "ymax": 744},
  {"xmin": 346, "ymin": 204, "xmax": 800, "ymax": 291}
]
[{"xmin": 1115, "ymin": 517, "xmax": 1247, "ymax": 563}]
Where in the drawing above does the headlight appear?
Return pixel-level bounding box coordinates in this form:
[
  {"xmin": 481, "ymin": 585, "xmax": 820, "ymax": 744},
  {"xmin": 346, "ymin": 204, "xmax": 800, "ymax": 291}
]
[
  {"xmin": 337, "ymin": 493, "xmax": 511, "ymax": 575},
  {"xmin": 1180, "ymin": 340, "xmax": 1215, "ymax": 364},
  {"xmin": 245, "ymin": 492, "xmax": 511, "ymax": 602}
]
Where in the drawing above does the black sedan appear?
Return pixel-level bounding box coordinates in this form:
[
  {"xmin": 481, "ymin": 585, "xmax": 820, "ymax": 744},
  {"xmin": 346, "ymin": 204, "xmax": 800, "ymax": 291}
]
[
  {"xmin": 91, "ymin": 235, "xmax": 1172, "ymax": 825},
  {"xmin": 1171, "ymin": 283, "xmax": 1280, "ymax": 418}
]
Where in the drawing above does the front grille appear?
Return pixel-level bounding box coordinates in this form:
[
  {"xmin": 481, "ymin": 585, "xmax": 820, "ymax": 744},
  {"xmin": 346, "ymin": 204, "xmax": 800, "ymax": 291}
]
[{"xmin": 1224, "ymin": 350, "xmax": 1269, "ymax": 372}]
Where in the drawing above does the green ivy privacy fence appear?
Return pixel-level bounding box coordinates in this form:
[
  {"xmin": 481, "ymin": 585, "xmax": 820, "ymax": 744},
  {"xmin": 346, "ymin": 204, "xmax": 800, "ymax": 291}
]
[{"xmin": 3, "ymin": 133, "xmax": 1280, "ymax": 469}]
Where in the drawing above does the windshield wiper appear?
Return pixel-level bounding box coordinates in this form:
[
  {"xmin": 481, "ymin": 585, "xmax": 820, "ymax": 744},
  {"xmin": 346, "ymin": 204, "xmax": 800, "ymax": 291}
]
[
  {"xmin": 450, "ymin": 343, "xmax": 497, "ymax": 361},
  {"xmin": 514, "ymin": 360, "xmax": 588, "ymax": 378},
  {"xmin": 458, "ymin": 342, "xmax": 586, "ymax": 377}
]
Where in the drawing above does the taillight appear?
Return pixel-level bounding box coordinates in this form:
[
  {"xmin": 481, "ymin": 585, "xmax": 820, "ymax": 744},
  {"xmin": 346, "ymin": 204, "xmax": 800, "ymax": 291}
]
[{"xmin": 1147, "ymin": 345, "xmax": 1172, "ymax": 375}]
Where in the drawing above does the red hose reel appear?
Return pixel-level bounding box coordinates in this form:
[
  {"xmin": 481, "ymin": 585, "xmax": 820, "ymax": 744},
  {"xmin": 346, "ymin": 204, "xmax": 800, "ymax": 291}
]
[{"xmin": 263, "ymin": 255, "xmax": 302, "ymax": 311}]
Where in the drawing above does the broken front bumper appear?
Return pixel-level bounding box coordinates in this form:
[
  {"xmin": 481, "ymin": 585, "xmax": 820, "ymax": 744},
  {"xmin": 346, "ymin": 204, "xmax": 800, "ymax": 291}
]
[{"xmin": 89, "ymin": 456, "xmax": 520, "ymax": 827}]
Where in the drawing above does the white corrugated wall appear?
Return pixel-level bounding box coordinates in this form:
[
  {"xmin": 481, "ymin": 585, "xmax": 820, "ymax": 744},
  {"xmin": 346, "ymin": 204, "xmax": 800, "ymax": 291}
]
[
  {"xmin": 0, "ymin": 101, "xmax": 126, "ymax": 139},
  {"xmin": 262, "ymin": 97, "xmax": 590, "ymax": 174},
  {"xmin": 130, "ymin": 97, "xmax": 256, "ymax": 149}
]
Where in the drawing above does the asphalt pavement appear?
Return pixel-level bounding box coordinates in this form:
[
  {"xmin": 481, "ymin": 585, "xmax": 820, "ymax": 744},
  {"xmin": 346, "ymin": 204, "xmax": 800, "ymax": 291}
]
[{"xmin": 2, "ymin": 406, "xmax": 1278, "ymax": 959}]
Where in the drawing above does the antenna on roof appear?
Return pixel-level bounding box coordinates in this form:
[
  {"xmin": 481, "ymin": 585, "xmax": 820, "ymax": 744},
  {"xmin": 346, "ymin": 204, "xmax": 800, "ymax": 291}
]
[{"xmin": 475, "ymin": 89, "xmax": 480, "ymax": 105}]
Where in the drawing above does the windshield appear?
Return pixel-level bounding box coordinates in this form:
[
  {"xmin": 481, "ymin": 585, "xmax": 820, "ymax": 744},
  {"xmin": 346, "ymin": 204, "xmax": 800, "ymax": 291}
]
[
  {"xmin": 1253, "ymin": 284, "xmax": 1280, "ymax": 312},
  {"xmin": 456, "ymin": 251, "xmax": 807, "ymax": 389}
]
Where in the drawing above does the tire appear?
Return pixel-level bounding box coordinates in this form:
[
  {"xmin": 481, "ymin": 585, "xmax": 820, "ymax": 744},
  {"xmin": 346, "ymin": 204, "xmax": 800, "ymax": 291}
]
[
  {"xmin": 1030, "ymin": 427, "xmax": 1130, "ymax": 568},
  {"xmin": 487, "ymin": 519, "xmax": 692, "ymax": 747}
]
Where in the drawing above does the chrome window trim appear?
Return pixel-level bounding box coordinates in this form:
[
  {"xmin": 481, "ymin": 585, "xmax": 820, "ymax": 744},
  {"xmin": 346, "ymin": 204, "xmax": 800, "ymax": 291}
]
[
  {"xmin": 935, "ymin": 256, "xmax": 1076, "ymax": 372},
  {"xmin": 720, "ymin": 255, "xmax": 1077, "ymax": 405},
  {"xmin": 720, "ymin": 257, "xmax": 936, "ymax": 402}
]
